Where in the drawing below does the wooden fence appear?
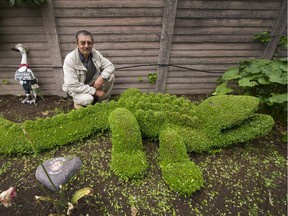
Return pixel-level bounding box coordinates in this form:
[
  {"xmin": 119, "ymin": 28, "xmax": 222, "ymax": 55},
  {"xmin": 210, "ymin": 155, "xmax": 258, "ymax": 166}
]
[{"xmin": 0, "ymin": 0, "xmax": 286, "ymax": 96}]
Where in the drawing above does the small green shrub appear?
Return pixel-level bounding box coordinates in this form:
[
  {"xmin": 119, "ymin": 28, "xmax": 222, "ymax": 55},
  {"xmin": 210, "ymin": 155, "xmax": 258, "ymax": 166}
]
[
  {"xmin": 148, "ymin": 73, "xmax": 157, "ymax": 83},
  {"xmin": 109, "ymin": 108, "xmax": 148, "ymax": 181}
]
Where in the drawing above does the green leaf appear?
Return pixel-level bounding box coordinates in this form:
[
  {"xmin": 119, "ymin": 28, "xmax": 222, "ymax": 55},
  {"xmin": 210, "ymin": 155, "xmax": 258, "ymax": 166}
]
[
  {"xmin": 257, "ymin": 77, "xmax": 270, "ymax": 85},
  {"xmin": 262, "ymin": 67, "xmax": 272, "ymax": 76},
  {"xmin": 248, "ymin": 63, "xmax": 261, "ymax": 74},
  {"xmin": 268, "ymin": 93, "xmax": 288, "ymax": 104},
  {"xmin": 212, "ymin": 83, "xmax": 234, "ymax": 95},
  {"xmin": 70, "ymin": 187, "xmax": 93, "ymax": 205},
  {"xmin": 238, "ymin": 77, "xmax": 258, "ymax": 87},
  {"xmin": 268, "ymin": 70, "xmax": 287, "ymax": 84},
  {"xmin": 35, "ymin": 195, "xmax": 54, "ymax": 203},
  {"xmin": 2, "ymin": 80, "xmax": 9, "ymax": 85},
  {"xmin": 278, "ymin": 57, "xmax": 288, "ymax": 62},
  {"xmin": 279, "ymin": 64, "xmax": 288, "ymax": 72},
  {"xmin": 221, "ymin": 66, "xmax": 240, "ymax": 81}
]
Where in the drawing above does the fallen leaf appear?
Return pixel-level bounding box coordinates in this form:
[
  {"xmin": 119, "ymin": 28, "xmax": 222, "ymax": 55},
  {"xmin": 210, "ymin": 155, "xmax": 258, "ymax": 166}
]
[{"xmin": 41, "ymin": 111, "xmax": 49, "ymax": 116}]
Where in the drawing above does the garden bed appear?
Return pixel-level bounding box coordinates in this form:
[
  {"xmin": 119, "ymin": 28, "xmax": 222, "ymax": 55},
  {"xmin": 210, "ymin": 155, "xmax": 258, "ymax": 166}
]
[{"xmin": 0, "ymin": 94, "xmax": 286, "ymax": 215}]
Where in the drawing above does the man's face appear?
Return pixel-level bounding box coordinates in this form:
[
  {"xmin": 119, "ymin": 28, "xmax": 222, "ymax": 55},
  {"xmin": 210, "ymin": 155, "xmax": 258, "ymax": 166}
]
[{"xmin": 77, "ymin": 34, "xmax": 93, "ymax": 58}]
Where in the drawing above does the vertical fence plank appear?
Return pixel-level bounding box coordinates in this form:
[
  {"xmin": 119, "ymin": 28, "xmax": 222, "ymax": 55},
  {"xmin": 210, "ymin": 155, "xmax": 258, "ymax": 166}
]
[
  {"xmin": 260, "ymin": 0, "xmax": 287, "ymax": 59},
  {"xmin": 156, "ymin": 0, "xmax": 178, "ymax": 93},
  {"xmin": 41, "ymin": 0, "xmax": 65, "ymax": 96}
]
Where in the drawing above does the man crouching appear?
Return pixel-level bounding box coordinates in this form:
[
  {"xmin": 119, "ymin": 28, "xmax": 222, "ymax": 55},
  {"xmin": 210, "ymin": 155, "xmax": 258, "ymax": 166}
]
[{"xmin": 63, "ymin": 30, "xmax": 115, "ymax": 109}]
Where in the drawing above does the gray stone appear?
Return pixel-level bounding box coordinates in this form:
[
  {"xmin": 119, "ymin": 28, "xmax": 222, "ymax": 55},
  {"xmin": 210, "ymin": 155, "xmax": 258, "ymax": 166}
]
[{"xmin": 35, "ymin": 156, "xmax": 82, "ymax": 191}]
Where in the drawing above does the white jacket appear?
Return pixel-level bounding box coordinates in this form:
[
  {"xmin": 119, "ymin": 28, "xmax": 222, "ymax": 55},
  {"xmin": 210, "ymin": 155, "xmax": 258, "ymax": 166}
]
[{"xmin": 62, "ymin": 48, "xmax": 115, "ymax": 96}]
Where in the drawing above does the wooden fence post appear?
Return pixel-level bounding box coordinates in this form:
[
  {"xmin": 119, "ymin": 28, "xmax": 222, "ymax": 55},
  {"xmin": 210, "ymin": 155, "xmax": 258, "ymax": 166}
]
[
  {"xmin": 156, "ymin": 0, "xmax": 178, "ymax": 93},
  {"xmin": 260, "ymin": 0, "xmax": 287, "ymax": 59},
  {"xmin": 41, "ymin": 0, "xmax": 65, "ymax": 96}
]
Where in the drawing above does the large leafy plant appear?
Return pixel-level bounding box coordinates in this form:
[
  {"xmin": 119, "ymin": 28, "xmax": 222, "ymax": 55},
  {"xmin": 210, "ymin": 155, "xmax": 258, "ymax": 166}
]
[{"xmin": 213, "ymin": 58, "xmax": 287, "ymax": 120}]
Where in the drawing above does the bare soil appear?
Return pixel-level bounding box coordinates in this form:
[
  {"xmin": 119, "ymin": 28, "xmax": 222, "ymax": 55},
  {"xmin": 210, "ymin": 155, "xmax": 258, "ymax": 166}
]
[
  {"xmin": 0, "ymin": 95, "xmax": 74, "ymax": 123},
  {"xmin": 0, "ymin": 94, "xmax": 287, "ymax": 216}
]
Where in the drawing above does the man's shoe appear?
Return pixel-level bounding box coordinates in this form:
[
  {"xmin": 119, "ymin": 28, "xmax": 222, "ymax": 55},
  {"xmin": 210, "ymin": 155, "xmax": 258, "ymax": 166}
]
[
  {"xmin": 99, "ymin": 99, "xmax": 109, "ymax": 103},
  {"xmin": 74, "ymin": 103, "xmax": 83, "ymax": 110}
]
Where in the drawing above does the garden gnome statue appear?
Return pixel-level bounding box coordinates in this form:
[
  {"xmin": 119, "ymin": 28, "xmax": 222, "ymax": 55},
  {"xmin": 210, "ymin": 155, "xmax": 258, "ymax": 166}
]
[{"xmin": 12, "ymin": 44, "xmax": 39, "ymax": 104}]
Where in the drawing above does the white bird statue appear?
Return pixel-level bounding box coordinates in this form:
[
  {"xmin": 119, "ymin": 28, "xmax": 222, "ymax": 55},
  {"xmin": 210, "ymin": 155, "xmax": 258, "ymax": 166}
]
[{"xmin": 12, "ymin": 43, "xmax": 39, "ymax": 104}]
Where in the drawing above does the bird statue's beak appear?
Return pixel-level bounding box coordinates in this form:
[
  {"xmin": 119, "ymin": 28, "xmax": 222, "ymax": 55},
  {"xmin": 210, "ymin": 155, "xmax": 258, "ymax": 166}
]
[
  {"xmin": 12, "ymin": 44, "xmax": 29, "ymax": 53},
  {"xmin": 11, "ymin": 47, "xmax": 20, "ymax": 52}
]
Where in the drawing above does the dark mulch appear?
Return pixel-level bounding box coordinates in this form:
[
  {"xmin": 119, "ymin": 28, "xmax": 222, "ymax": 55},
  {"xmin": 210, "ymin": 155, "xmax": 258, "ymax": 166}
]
[{"xmin": 0, "ymin": 95, "xmax": 74, "ymax": 123}]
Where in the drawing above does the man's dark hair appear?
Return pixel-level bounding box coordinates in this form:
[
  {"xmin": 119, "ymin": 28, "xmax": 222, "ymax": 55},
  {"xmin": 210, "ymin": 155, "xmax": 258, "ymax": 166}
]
[{"xmin": 75, "ymin": 30, "xmax": 94, "ymax": 42}]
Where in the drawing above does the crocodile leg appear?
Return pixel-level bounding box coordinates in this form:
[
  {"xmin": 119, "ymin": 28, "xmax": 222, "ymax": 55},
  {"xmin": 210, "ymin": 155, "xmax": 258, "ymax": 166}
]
[
  {"xmin": 158, "ymin": 127, "xmax": 204, "ymax": 195},
  {"xmin": 109, "ymin": 108, "xmax": 149, "ymax": 180}
]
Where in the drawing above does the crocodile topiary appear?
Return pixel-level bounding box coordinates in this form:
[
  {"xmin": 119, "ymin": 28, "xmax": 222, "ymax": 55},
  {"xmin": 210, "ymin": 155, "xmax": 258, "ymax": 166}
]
[{"xmin": 0, "ymin": 88, "xmax": 274, "ymax": 195}]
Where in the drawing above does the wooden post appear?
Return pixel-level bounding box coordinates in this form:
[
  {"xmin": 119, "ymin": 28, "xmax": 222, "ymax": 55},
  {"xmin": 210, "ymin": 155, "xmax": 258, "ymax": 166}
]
[
  {"xmin": 156, "ymin": 0, "xmax": 178, "ymax": 93},
  {"xmin": 260, "ymin": 0, "xmax": 287, "ymax": 59},
  {"xmin": 41, "ymin": 0, "xmax": 65, "ymax": 96}
]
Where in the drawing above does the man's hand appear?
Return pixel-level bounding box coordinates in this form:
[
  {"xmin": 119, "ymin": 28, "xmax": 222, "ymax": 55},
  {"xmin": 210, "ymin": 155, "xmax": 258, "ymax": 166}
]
[
  {"xmin": 93, "ymin": 76, "xmax": 104, "ymax": 90},
  {"xmin": 95, "ymin": 89, "xmax": 106, "ymax": 99}
]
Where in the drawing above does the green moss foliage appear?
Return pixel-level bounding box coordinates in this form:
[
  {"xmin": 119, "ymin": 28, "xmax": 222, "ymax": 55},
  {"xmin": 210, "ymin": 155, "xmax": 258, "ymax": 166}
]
[
  {"xmin": 108, "ymin": 108, "xmax": 148, "ymax": 180},
  {"xmin": 159, "ymin": 128, "xmax": 204, "ymax": 195},
  {"xmin": 178, "ymin": 127, "xmax": 212, "ymax": 153},
  {"xmin": 197, "ymin": 95, "xmax": 260, "ymax": 130},
  {"xmin": 196, "ymin": 95, "xmax": 274, "ymax": 148},
  {"xmin": 0, "ymin": 88, "xmax": 275, "ymax": 196},
  {"xmin": 161, "ymin": 162, "xmax": 204, "ymax": 196},
  {"xmin": 0, "ymin": 101, "xmax": 118, "ymax": 155},
  {"xmin": 118, "ymin": 88, "xmax": 197, "ymax": 116},
  {"xmin": 0, "ymin": 117, "xmax": 30, "ymax": 154},
  {"xmin": 217, "ymin": 114, "xmax": 275, "ymax": 147},
  {"xmin": 134, "ymin": 110, "xmax": 198, "ymax": 138},
  {"xmin": 118, "ymin": 88, "xmax": 198, "ymax": 139},
  {"xmin": 0, "ymin": 88, "xmax": 274, "ymax": 156}
]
